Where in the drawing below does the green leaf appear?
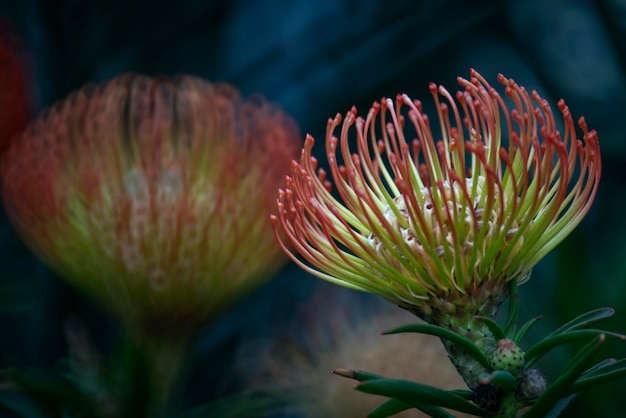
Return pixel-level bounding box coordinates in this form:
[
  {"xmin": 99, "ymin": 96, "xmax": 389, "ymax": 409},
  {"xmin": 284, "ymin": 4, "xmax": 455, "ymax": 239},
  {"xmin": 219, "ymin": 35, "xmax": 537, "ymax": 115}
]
[
  {"xmin": 503, "ymin": 277, "xmax": 519, "ymax": 337},
  {"xmin": 406, "ymin": 402, "xmax": 456, "ymax": 418},
  {"xmin": 369, "ymin": 398, "xmax": 455, "ymax": 418},
  {"xmin": 356, "ymin": 378, "xmax": 494, "ymax": 416},
  {"xmin": 581, "ymin": 358, "xmax": 616, "ymax": 375},
  {"xmin": 514, "ymin": 315, "xmax": 543, "ymax": 345},
  {"xmin": 383, "ymin": 323, "xmax": 491, "ymax": 369},
  {"xmin": 335, "ymin": 371, "xmax": 458, "ymax": 418},
  {"xmin": 524, "ymin": 329, "xmax": 625, "ymax": 368},
  {"xmin": 474, "ymin": 316, "xmax": 506, "ymax": 341},
  {"xmin": 331, "ymin": 369, "xmax": 382, "ymax": 382},
  {"xmin": 448, "ymin": 389, "xmax": 473, "ymax": 400},
  {"xmin": 478, "ymin": 370, "xmax": 517, "ymax": 392},
  {"xmin": 523, "ymin": 335, "xmax": 605, "ymax": 418},
  {"xmin": 368, "ymin": 398, "xmax": 414, "ymax": 418},
  {"xmin": 569, "ymin": 358, "xmax": 626, "ymax": 394},
  {"xmin": 544, "ymin": 393, "xmax": 582, "ymax": 418},
  {"xmin": 548, "ymin": 307, "xmax": 615, "ymax": 336}
]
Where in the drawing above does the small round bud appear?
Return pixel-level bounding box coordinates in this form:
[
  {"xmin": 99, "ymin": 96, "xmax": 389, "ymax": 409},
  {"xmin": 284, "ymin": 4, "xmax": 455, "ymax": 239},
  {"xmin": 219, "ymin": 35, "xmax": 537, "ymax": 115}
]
[
  {"xmin": 489, "ymin": 338, "xmax": 525, "ymax": 374},
  {"xmin": 516, "ymin": 368, "xmax": 547, "ymax": 401}
]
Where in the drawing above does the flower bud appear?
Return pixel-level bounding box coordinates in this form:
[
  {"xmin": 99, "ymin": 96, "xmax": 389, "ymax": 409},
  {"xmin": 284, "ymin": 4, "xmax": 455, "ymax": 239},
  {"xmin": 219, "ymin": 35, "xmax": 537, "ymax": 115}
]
[
  {"xmin": 516, "ymin": 368, "xmax": 547, "ymax": 401},
  {"xmin": 489, "ymin": 338, "xmax": 525, "ymax": 375}
]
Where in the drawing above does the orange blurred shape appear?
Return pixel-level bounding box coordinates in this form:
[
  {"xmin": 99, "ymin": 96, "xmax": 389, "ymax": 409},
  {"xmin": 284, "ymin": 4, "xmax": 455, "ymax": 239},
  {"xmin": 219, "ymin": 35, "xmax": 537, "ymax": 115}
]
[{"xmin": 0, "ymin": 22, "xmax": 29, "ymax": 156}]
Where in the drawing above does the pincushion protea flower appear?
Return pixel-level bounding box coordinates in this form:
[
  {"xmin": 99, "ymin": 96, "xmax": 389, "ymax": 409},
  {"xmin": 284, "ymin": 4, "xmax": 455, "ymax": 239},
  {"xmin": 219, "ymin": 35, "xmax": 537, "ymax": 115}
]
[
  {"xmin": 271, "ymin": 70, "xmax": 600, "ymax": 390},
  {"xmin": 2, "ymin": 74, "xmax": 301, "ymax": 337},
  {"xmin": 272, "ymin": 69, "xmax": 600, "ymax": 323}
]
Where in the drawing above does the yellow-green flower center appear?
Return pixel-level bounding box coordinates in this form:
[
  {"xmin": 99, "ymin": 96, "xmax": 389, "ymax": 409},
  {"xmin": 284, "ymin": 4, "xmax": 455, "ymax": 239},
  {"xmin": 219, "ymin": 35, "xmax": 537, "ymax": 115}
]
[{"xmin": 367, "ymin": 175, "xmax": 523, "ymax": 291}]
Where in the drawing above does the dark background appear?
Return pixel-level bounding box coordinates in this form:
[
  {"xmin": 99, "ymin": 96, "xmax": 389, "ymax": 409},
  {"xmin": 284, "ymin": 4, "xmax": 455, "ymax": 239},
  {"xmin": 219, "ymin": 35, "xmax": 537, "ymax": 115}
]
[{"xmin": 1, "ymin": 0, "xmax": 626, "ymax": 416}]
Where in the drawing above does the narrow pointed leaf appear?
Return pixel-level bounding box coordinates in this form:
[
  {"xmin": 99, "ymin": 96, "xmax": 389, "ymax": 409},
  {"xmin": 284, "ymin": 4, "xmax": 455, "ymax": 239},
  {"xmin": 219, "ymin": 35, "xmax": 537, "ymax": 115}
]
[
  {"xmin": 581, "ymin": 358, "xmax": 617, "ymax": 375},
  {"xmin": 356, "ymin": 378, "xmax": 494, "ymax": 416},
  {"xmin": 525, "ymin": 329, "xmax": 625, "ymax": 368},
  {"xmin": 332, "ymin": 369, "xmax": 383, "ymax": 382},
  {"xmin": 448, "ymin": 389, "xmax": 473, "ymax": 399},
  {"xmin": 548, "ymin": 307, "xmax": 615, "ymax": 336},
  {"xmin": 409, "ymin": 403, "xmax": 456, "ymax": 418},
  {"xmin": 569, "ymin": 358, "xmax": 626, "ymax": 394},
  {"xmin": 474, "ymin": 316, "xmax": 506, "ymax": 341},
  {"xmin": 523, "ymin": 335, "xmax": 605, "ymax": 418},
  {"xmin": 503, "ymin": 278, "xmax": 519, "ymax": 336},
  {"xmin": 383, "ymin": 323, "xmax": 490, "ymax": 369},
  {"xmin": 544, "ymin": 393, "xmax": 581, "ymax": 418},
  {"xmin": 369, "ymin": 398, "xmax": 454, "ymax": 418},
  {"xmin": 368, "ymin": 398, "xmax": 413, "ymax": 418},
  {"xmin": 514, "ymin": 315, "xmax": 543, "ymax": 344}
]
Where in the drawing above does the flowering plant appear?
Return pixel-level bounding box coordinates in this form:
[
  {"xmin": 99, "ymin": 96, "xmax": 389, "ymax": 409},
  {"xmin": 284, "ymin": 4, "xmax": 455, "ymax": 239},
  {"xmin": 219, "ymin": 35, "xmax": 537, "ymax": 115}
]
[
  {"xmin": 1, "ymin": 74, "xmax": 301, "ymax": 417},
  {"xmin": 272, "ymin": 70, "xmax": 626, "ymax": 417},
  {"xmin": 2, "ymin": 74, "xmax": 300, "ymax": 338}
]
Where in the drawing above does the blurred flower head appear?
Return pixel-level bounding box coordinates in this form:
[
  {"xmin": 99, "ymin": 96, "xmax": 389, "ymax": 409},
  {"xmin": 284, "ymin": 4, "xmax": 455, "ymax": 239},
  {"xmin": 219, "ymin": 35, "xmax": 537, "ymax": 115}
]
[
  {"xmin": 240, "ymin": 288, "xmax": 469, "ymax": 418},
  {"xmin": 0, "ymin": 22, "xmax": 30, "ymax": 155},
  {"xmin": 2, "ymin": 74, "xmax": 301, "ymax": 336},
  {"xmin": 272, "ymin": 69, "xmax": 600, "ymax": 320}
]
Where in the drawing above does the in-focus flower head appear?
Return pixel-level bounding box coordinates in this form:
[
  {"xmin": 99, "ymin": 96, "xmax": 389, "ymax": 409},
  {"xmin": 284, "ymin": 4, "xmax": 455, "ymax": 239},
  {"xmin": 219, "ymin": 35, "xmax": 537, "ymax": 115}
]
[
  {"xmin": 272, "ymin": 69, "xmax": 600, "ymax": 321},
  {"xmin": 2, "ymin": 74, "xmax": 301, "ymax": 336}
]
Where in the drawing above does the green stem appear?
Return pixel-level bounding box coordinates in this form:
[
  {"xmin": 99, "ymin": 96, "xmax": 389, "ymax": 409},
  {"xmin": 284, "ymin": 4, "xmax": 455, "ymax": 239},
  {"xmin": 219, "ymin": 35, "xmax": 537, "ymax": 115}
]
[
  {"xmin": 440, "ymin": 316, "xmax": 531, "ymax": 417},
  {"xmin": 140, "ymin": 336, "xmax": 189, "ymax": 418},
  {"xmin": 498, "ymin": 392, "xmax": 524, "ymax": 418},
  {"xmin": 401, "ymin": 280, "xmax": 531, "ymax": 416},
  {"xmin": 439, "ymin": 316, "xmax": 496, "ymax": 389},
  {"xmin": 119, "ymin": 326, "xmax": 191, "ymax": 418}
]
